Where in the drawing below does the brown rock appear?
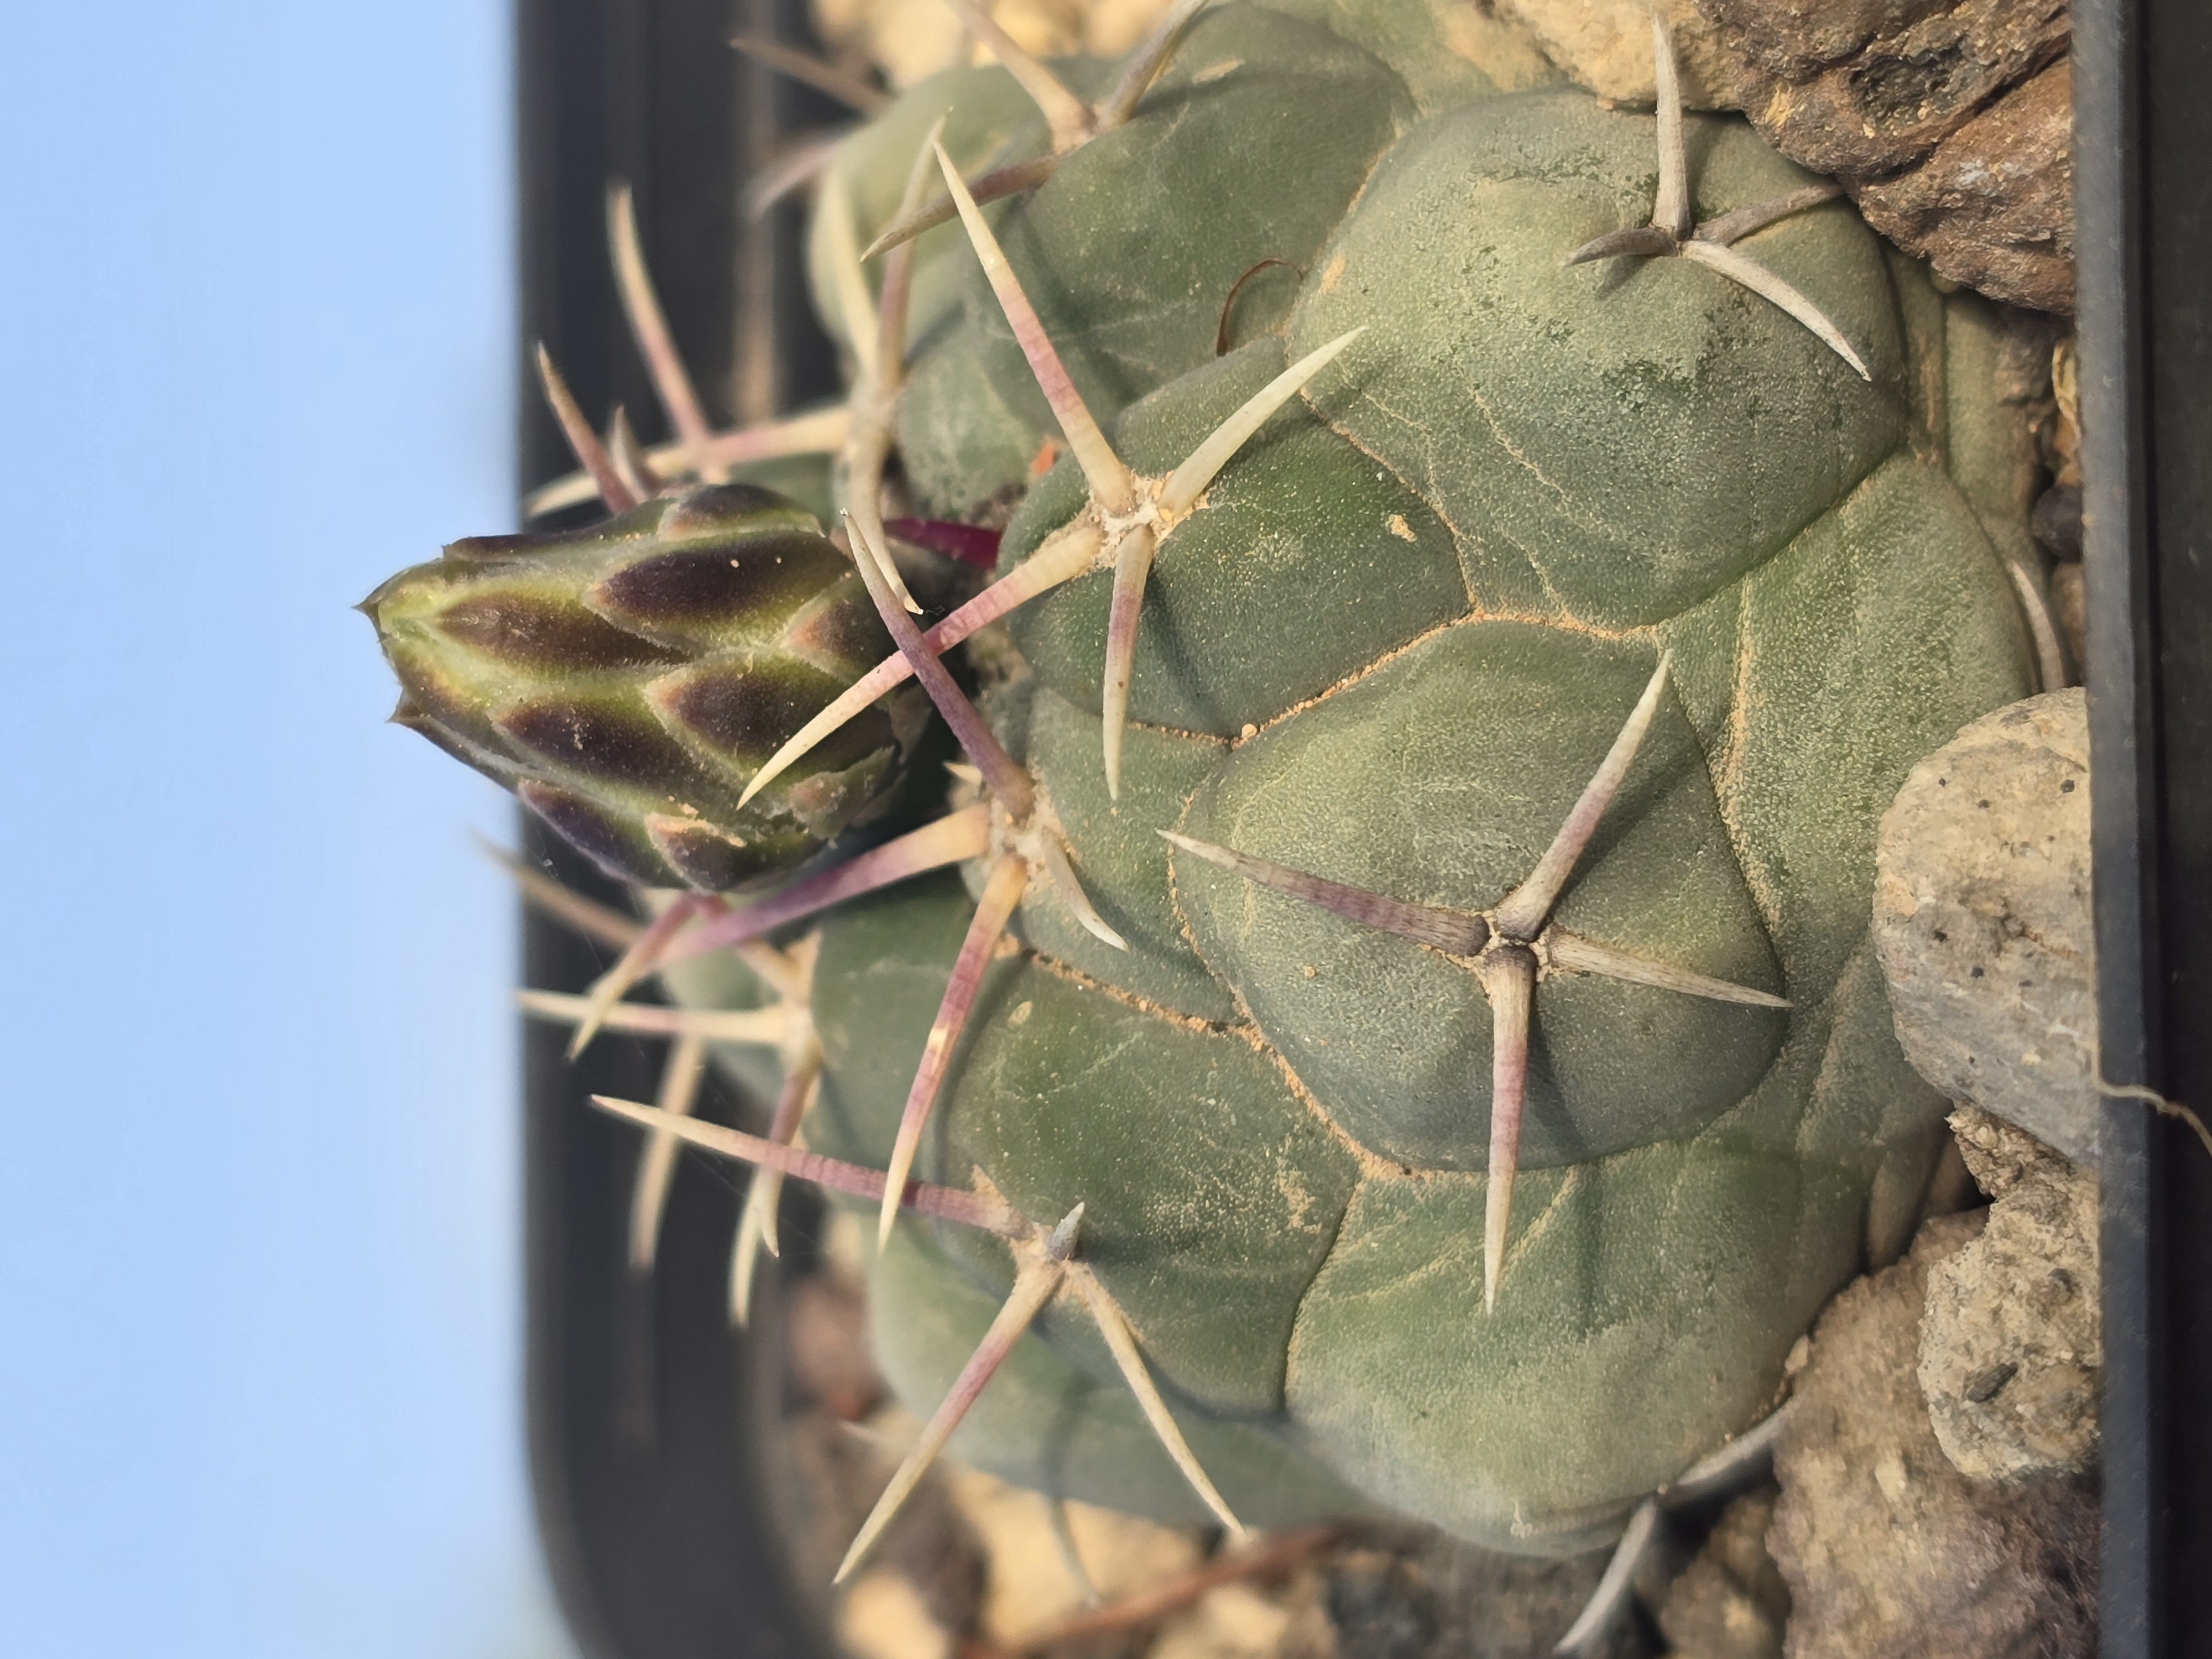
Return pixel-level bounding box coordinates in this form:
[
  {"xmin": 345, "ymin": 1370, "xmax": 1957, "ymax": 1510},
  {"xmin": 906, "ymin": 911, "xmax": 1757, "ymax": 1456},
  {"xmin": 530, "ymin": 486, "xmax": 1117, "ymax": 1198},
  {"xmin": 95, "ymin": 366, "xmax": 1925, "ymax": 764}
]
[
  {"xmin": 1854, "ymin": 57, "xmax": 2075, "ymax": 313},
  {"xmin": 1768, "ymin": 1217, "xmax": 2097, "ymax": 1658},
  {"xmin": 1708, "ymin": 0, "xmax": 2066, "ymax": 174},
  {"xmin": 1693, "ymin": 0, "xmax": 2074, "ymax": 311}
]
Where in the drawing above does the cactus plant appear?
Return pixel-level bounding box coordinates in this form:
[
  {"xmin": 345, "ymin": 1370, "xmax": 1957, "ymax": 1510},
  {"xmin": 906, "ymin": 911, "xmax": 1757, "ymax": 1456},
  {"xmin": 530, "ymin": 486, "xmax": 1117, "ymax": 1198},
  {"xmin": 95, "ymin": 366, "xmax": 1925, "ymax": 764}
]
[{"xmin": 367, "ymin": 0, "xmax": 2042, "ymax": 1598}]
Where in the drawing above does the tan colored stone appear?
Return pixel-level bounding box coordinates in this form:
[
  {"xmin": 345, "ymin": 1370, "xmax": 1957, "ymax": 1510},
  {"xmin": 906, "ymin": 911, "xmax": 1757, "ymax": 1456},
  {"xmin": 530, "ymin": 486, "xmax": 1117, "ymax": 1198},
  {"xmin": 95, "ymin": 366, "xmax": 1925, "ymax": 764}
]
[
  {"xmin": 1496, "ymin": 0, "xmax": 1737, "ymax": 105},
  {"xmin": 938, "ymin": 1460, "xmax": 1203, "ymax": 1646},
  {"xmin": 1872, "ymin": 689, "xmax": 2096, "ymax": 1164},
  {"xmin": 1655, "ymin": 1490, "xmax": 1788, "ymax": 1659},
  {"xmin": 1918, "ymin": 1107, "xmax": 2100, "ymax": 1483},
  {"xmin": 840, "ymin": 1568, "xmax": 956, "ymax": 1659},
  {"xmin": 1768, "ymin": 1216, "xmax": 2097, "ymax": 1658},
  {"xmin": 1152, "ymin": 1580, "xmax": 1303, "ymax": 1659}
]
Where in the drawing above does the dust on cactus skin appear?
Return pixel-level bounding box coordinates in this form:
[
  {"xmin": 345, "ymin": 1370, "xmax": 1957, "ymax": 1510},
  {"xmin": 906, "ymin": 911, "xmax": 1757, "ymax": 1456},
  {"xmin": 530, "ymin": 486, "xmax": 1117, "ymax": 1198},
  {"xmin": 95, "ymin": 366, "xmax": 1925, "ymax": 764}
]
[{"xmin": 374, "ymin": 0, "xmax": 2042, "ymax": 1577}]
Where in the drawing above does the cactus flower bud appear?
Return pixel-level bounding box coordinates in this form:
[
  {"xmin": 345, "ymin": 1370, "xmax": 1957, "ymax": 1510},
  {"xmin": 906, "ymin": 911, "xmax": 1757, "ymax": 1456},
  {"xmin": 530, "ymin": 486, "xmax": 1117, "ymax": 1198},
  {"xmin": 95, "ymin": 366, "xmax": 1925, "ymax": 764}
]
[{"xmin": 364, "ymin": 483, "xmax": 927, "ymax": 889}]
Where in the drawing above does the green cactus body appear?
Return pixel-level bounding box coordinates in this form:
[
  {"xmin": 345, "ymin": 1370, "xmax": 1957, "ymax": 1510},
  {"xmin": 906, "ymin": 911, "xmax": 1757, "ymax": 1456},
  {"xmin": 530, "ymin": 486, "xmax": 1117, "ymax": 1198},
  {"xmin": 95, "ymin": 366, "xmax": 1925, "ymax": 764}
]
[
  {"xmin": 367, "ymin": 483, "xmax": 927, "ymax": 889},
  {"xmin": 779, "ymin": 1, "xmax": 2034, "ymax": 1553}
]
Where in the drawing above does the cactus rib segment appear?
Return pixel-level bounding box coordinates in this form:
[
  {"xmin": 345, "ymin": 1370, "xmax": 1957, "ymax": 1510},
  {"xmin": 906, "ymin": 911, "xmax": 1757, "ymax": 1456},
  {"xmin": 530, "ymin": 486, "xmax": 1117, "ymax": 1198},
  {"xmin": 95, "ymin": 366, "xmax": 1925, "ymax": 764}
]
[{"xmin": 1171, "ymin": 652, "xmax": 1785, "ymax": 1301}]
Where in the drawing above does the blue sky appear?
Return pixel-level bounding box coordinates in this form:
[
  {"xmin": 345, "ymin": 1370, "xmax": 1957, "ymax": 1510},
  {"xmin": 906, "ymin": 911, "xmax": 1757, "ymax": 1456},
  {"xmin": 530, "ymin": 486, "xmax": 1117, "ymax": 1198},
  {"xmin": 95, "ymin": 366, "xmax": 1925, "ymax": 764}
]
[{"xmin": 0, "ymin": 3, "xmax": 577, "ymax": 1654}]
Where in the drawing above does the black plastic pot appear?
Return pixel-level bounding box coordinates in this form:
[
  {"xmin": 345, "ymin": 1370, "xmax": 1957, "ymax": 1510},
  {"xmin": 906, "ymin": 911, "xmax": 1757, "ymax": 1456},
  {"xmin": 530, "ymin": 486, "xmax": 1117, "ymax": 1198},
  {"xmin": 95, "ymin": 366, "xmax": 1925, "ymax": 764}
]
[
  {"xmin": 516, "ymin": 2, "xmax": 2212, "ymax": 1655},
  {"xmin": 518, "ymin": 2, "xmax": 844, "ymax": 1655},
  {"xmin": 2078, "ymin": 1, "xmax": 2212, "ymax": 1653}
]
